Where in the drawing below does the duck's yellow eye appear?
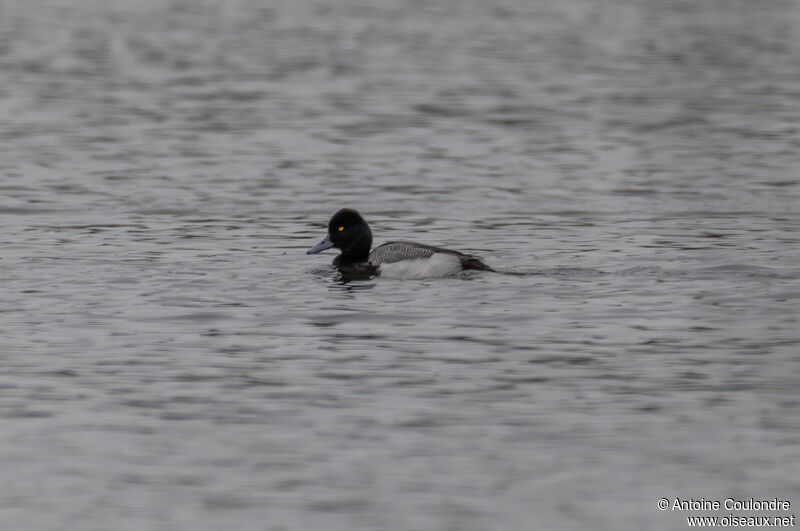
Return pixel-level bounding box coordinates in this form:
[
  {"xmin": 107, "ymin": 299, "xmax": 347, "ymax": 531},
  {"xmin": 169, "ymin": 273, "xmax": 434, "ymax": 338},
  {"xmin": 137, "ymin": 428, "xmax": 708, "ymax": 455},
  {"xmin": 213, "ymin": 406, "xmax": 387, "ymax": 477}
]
[{"xmin": 338, "ymin": 226, "xmax": 344, "ymax": 231}]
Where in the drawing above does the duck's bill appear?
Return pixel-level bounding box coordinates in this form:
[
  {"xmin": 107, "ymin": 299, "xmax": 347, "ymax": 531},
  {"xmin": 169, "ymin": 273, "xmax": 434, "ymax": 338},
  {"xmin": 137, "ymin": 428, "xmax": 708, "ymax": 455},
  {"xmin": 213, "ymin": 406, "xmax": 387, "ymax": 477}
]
[{"xmin": 307, "ymin": 235, "xmax": 334, "ymax": 254}]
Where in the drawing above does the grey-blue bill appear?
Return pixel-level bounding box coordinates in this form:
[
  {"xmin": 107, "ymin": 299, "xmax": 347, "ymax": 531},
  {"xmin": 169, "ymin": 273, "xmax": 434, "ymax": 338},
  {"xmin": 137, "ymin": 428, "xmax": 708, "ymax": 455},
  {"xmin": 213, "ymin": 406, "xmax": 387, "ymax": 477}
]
[{"xmin": 307, "ymin": 235, "xmax": 334, "ymax": 254}]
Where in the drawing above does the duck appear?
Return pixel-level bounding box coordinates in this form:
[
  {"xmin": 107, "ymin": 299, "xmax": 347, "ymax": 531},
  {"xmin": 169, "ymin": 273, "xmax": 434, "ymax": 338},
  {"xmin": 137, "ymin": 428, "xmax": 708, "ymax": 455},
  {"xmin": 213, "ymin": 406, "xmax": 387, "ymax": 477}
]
[{"xmin": 307, "ymin": 208, "xmax": 493, "ymax": 279}]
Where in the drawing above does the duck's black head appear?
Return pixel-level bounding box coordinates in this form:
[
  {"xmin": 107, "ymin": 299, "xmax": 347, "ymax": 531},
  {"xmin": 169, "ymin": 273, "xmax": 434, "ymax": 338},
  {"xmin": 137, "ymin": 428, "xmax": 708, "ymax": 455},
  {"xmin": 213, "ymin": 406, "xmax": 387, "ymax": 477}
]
[{"xmin": 307, "ymin": 208, "xmax": 373, "ymax": 261}]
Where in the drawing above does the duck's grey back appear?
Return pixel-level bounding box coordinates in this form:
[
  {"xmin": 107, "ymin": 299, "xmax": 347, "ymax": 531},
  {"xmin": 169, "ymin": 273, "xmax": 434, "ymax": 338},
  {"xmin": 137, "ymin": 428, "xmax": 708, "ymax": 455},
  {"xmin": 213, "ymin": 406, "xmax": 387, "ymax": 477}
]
[
  {"xmin": 368, "ymin": 241, "xmax": 439, "ymax": 264},
  {"xmin": 369, "ymin": 240, "xmax": 494, "ymax": 272}
]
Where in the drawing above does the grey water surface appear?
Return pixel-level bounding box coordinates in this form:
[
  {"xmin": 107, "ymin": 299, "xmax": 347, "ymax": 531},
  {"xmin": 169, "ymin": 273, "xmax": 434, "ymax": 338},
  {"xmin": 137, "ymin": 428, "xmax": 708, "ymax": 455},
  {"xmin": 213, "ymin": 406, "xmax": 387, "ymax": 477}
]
[{"xmin": 1, "ymin": 0, "xmax": 799, "ymax": 530}]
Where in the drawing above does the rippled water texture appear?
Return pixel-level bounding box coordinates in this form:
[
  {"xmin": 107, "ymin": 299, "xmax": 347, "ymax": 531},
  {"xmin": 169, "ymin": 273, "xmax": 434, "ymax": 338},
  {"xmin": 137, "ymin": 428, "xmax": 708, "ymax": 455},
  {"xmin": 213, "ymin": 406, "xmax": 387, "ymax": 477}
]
[{"xmin": 1, "ymin": 0, "xmax": 799, "ymax": 529}]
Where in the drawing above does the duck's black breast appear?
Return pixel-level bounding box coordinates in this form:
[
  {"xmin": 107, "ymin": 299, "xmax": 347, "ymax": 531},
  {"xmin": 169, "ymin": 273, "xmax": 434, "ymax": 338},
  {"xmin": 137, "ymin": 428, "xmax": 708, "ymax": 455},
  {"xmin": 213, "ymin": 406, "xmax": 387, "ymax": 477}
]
[{"xmin": 332, "ymin": 255, "xmax": 379, "ymax": 276}]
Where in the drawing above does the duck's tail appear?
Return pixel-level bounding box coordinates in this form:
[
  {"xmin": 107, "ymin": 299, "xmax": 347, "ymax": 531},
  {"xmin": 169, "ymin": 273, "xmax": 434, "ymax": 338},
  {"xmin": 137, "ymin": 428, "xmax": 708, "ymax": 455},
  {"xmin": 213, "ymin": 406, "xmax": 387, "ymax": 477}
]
[{"xmin": 460, "ymin": 255, "xmax": 495, "ymax": 272}]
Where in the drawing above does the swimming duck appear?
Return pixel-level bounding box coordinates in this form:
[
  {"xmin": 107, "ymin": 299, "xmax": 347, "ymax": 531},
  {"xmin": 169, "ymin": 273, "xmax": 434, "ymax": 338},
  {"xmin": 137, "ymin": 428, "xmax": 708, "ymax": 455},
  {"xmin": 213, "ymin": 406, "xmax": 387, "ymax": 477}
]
[{"xmin": 307, "ymin": 208, "xmax": 493, "ymax": 279}]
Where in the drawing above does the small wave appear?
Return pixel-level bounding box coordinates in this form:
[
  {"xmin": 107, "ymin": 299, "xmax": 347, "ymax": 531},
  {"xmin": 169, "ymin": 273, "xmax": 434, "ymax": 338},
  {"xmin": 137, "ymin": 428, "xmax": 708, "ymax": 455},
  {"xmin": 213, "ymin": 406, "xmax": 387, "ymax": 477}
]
[
  {"xmin": 492, "ymin": 265, "xmax": 797, "ymax": 281},
  {"xmin": 689, "ymin": 264, "xmax": 797, "ymax": 280},
  {"xmin": 491, "ymin": 267, "xmax": 607, "ymax": 279}
]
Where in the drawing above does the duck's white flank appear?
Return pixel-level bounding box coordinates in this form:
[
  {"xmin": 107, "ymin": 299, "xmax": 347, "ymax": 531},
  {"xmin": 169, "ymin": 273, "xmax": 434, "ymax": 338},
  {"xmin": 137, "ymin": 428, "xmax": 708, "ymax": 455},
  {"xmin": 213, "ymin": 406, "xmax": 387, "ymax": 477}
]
[{"xmin": 376, "ymin": 253, "xmax": 462, "ymax": 279}]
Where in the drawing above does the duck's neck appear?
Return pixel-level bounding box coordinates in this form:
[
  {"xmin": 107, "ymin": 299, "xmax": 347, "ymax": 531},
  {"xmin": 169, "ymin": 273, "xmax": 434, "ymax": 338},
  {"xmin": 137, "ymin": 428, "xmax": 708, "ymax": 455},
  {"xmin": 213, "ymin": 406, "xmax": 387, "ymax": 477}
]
[{"xmin": 341, "ymin": 229, "xmax": 372, "ymax": 262}]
